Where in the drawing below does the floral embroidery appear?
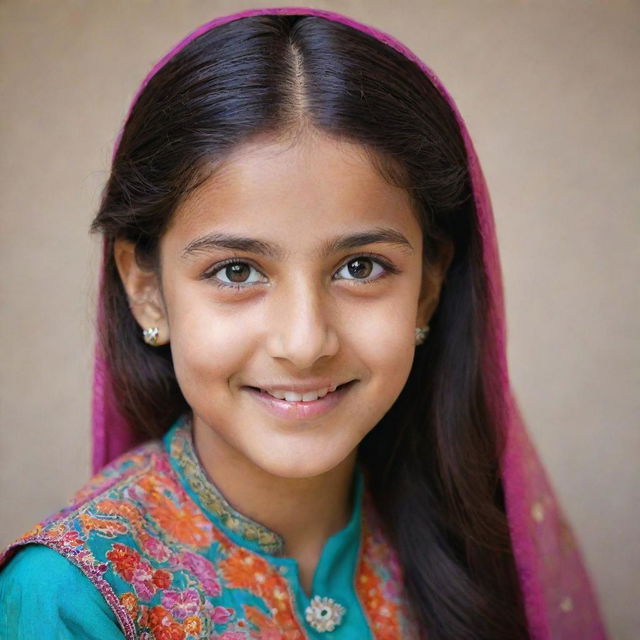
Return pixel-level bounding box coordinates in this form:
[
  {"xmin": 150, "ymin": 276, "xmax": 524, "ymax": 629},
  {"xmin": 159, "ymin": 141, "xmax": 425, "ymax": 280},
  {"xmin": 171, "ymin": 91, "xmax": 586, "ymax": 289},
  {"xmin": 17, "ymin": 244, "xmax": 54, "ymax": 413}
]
[
  {"xmin": 183, "ymin": 615, "xmax": 202, "ymax": 634},
  {"xmin": 107, "ymin": 543, "xmax": 143, "ymax": 581},
  {"xmin": 141, "ymin": 532, "xmax": 172, "ymax": 563},
  {"xmin": 220, "ymin": 547, "xmax": 269, "ymax": 590},
  {"xmin": 161, "ymin": 589, "xmax": 200, "ymax": 620},
  {"xmin": 153, "ymin": 569, "xmax": 173, "ymax": 589},
  {"xmin": 80, "ymin": 512, "xmax": 129, "ymax": 537},
  {"xmin": 143, "ymin": 605, "xmax": 186, "ymax": 640},
  {"xmin": 220, "ymin": 547, "xmax": 305, "ymax": 635},
  {"xmin": 139, "ymin": 473, "xmax": 213, "ymax": 547},
  {"xmin": 0, "ymin": 421, "xmax": 418, "ymax": 639},
  {"xmin": 244, "ymin": 605, "xmax": 289, "ymax": 638},
  {"xmin": 356, "ymin": 492, "xmax": 420, "ymax": 640},
  {"xmin": 174, "ymin": 550, "xmax": 222, "ymax": 597},
  {"xmin": 108, "ymin": 541, "xmax": 169, "ymax": 600},
  {"xmin": 120, "ymin": 592, "xmax": 139, "ymax": 618},
  {"xmin": 170, "ymin": 423, "xmax": 285, "ymax": 555}
]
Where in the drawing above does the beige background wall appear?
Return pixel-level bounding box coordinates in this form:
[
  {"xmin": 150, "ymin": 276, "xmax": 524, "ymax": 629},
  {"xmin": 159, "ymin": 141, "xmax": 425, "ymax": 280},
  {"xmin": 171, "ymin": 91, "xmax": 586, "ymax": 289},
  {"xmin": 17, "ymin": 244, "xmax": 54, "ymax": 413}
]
[{"xmin": 1, "ymin": 1, "xmax": 637, "ymax": 637}]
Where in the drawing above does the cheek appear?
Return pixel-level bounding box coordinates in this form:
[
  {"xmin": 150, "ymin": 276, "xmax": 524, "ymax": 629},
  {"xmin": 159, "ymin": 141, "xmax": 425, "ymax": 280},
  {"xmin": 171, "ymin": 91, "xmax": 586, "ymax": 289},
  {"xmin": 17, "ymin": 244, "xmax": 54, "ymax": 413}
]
[
  {"xmin": 166, "ymin": 289, "xmax": 250, "ymax": 391},
  {"xmin": 369, "ymin": 325, "xmax": 416, "ymax": 393},
  {"xmin": 351, "ymin": 283, "xmax": 418, "ymax": 352},
  {"xmin": 346, "ymin": 299, "xmax": 417, "ymax": 400},
  {"xmin": 334, "ymin": 325, "xmax": 414, "ymax": 439}
]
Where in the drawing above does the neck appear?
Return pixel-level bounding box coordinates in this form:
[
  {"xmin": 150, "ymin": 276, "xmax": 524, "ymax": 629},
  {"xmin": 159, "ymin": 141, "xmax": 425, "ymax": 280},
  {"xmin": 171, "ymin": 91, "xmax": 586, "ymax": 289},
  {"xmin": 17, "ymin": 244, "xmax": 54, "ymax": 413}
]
[{"xmin": 191, "ymin": 417, "xmax": 358, "ymax": 560}]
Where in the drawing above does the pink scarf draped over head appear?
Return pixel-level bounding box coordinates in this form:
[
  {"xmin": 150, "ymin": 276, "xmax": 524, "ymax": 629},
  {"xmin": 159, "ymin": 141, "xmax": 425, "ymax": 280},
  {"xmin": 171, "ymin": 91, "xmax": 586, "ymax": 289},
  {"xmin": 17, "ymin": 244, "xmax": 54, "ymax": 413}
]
[{"xmin": 91, "ymin": 7, "xmax": 608, "ymax": 639}]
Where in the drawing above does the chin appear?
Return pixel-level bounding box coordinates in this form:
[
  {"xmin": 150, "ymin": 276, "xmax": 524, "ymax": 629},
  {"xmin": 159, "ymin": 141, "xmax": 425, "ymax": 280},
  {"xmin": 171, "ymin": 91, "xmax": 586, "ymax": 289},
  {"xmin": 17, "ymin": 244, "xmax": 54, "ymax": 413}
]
[{"xmin": 253, "ymin": 447, "xmax": 355, "ymax": 480}]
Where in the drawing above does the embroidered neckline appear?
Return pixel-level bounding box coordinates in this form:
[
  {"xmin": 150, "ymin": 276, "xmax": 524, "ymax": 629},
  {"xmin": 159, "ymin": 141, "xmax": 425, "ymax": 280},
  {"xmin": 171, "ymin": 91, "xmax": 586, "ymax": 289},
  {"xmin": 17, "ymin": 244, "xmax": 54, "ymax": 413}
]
[{"xmin": 168, "ymin": 416, "xmax": 285, "ymax": 555}]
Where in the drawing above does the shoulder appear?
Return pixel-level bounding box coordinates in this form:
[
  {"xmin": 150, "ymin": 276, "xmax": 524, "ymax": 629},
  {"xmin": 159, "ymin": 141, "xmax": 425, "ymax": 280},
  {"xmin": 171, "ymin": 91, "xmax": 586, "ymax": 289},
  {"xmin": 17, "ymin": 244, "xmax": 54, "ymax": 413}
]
[
  {"xmin": 0, "ymin": 544, "xmax": 124, "ymax": 639},
  {"xmin": 0, "ymin": 437, "xmax": 174, "ymax": 575},
  {"xmin": 15, "ymin": 438, "xmax": 167, "ymax": 541},
  {"xmin": 70, "ymin": 438, "xmax": 166, "ymax": 505},
  {"xmin": 0, "ymin": 439, "xmax": 168, "ymax": 639},
  {"xmin": 0, "ymin": 439, "xmax": 167, "ymax": 556}
]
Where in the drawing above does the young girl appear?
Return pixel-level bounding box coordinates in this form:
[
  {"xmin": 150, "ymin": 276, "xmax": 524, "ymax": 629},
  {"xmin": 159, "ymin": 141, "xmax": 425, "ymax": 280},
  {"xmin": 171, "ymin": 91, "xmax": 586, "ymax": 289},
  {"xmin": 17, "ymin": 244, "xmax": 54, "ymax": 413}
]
[{"xmin": 0, "ymin": 7, "xmax": 608, "ymax": 640}]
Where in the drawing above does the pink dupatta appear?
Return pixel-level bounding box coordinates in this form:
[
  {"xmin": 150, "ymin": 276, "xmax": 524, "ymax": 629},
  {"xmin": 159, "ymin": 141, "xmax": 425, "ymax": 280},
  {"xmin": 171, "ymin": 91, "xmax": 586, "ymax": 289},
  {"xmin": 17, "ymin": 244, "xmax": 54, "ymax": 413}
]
[{"xmin": 91, "ymin": 7, "xmax": 609, "ymax": 639}]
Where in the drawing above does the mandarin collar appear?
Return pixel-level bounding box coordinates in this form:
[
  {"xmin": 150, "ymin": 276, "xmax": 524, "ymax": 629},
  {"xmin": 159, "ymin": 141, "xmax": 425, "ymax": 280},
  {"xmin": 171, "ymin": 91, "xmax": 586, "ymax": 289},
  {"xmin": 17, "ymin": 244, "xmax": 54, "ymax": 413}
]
[{"xmin": 164, "ymin": 415, "xmax": 364, "ymax": 557}]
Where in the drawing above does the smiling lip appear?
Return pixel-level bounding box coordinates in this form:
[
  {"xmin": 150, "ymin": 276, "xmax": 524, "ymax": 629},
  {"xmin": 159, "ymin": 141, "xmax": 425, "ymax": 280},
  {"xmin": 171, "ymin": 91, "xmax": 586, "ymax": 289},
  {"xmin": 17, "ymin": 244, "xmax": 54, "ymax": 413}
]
[{"xmin": 243, "ymin": 381, "xmax": 356, "ymax": 420}]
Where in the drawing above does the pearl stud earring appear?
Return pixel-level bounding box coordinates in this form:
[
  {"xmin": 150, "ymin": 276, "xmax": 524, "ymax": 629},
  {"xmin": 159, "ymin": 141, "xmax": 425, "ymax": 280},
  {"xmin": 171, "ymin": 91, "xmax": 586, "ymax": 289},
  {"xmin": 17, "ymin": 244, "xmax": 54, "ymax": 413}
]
[
  {"xmin": 415, "ymin": 325, "xmax": 429, "ymax": 346},
  {"xmin": 142, "ymin": 327, "xmax": 160, "ymax": 346}
]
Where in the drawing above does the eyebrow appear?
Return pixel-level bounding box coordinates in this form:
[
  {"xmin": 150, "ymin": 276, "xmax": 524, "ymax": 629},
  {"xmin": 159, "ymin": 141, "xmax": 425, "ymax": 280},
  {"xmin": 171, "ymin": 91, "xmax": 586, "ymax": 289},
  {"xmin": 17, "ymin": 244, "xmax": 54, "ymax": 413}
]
[{"xmin": 181, "ymin": 226, "xmax": 415, "ymax": 260}]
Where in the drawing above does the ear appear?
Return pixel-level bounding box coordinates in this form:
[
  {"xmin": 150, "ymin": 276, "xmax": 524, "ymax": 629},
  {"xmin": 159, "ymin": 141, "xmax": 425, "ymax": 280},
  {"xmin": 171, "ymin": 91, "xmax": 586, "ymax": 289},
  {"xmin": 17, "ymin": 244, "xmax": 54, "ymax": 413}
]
[
  {"xmin": 114, "ymin": 238, "xmax": 170, "ymax": 345},
  {"xmin": 416, "ymin": 240, "xmax": 454, "ymax": 328}
]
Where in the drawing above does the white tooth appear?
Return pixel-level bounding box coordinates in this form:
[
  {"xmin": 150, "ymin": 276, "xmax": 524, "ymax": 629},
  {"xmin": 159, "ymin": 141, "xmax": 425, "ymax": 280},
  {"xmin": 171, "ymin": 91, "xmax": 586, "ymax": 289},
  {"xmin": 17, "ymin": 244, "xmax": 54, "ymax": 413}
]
[
  {"xmin": 265, "ymin": 387, "xmax": 330, "ymax": 401},
  {"xmin": 267, "ymin": 389, "xmax": 287, "ymax": 400},
  {"xmin": 329, "ymin": 384, "xmax": 337, "ymax": 392}
]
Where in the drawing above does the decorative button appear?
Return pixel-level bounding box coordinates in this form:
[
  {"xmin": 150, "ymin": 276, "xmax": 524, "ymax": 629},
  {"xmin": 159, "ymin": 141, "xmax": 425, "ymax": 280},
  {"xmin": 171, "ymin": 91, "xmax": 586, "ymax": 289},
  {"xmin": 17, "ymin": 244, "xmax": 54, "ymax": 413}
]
[{"xmin": 305, "ymin": 595, "xmax": 346, "ymax": 632}]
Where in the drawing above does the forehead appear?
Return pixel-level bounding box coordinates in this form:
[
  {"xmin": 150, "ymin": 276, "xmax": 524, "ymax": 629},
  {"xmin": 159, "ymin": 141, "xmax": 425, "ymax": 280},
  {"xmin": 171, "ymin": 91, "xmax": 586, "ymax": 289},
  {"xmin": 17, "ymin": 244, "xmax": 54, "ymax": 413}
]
[{"xmin": 165, "ymin": 133, "xmax": 422, "ymax": 253}]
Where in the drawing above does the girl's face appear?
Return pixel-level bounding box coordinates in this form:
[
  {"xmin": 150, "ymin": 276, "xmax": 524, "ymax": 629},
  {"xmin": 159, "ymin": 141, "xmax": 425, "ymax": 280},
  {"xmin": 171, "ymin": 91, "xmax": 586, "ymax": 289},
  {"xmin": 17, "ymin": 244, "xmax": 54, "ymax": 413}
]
[{"xmin": 119, "ymin": 132, "xmax": 449, "ymax": 479}]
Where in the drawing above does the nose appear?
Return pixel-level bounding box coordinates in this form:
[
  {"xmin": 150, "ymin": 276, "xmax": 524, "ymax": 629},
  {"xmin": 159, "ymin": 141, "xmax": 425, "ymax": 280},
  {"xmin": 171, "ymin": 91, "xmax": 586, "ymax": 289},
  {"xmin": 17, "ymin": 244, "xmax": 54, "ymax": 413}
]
[{"xmin": 265, "ymin": 274, "xmax": 339, "ymax": 369}]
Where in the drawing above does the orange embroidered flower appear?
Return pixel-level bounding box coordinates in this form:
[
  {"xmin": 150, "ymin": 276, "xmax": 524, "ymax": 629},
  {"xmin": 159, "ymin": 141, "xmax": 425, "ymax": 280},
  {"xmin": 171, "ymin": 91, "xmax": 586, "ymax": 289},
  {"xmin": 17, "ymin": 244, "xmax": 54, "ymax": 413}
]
[
  {"xmin": 153, "ymin": 569, "xmax": 172, "ymax": 589},
  {"xmin": 146, "ymin": 605, "xmax": 186, "ymax": 640},
  {"xmin": 245, "ymin": 605, "xmax": 278, "ymax": 630},
  {"xmin": 245, "ymin": 604, "xmax": 301, "ymax": 639},
  {"xmin": 220, "ymin": 555, "xmax": 302, "ymax": 633},
  {"xmin": 220, "ymin": 548, "xmax": 274, "ymax": 591},
  {"xmin": 243, "ymin": 591, "xmax": 300, "ymax": 635},
  {"xmin": 183, "ymin": 615, "xmax": 202, "ymax": 634},
  {"xmin": 79, "ymin": 513, "xmax": 127, "ymax": 537},
  {"xmin": 142, "ymin": 477, "xmax": 211, "ymax": 546},
  {"xmin": 97, "ymin": 499, "xmax": 142, "ymax": 523},
  {"xmin": 120, "ymin": 592, "xmax": 139, "ymax": 618},
  {"xmin": 106, "ymin": 543, "xmax": 142, "ymax": 581}
]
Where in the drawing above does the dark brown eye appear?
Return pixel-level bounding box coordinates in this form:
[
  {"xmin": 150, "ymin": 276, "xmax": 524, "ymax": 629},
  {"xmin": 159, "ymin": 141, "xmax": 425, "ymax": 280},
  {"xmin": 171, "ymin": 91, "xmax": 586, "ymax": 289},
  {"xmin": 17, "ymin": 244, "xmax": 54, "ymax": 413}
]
[
  {"xmin": 225, "ymin": 263, "xmax": 251, "ymax": 283},
  {"xmin": 208, "ymin": 261, "xmax": 267, "ymax": 289},
  {"xmin": 346, "ymin": 258, "xmax": 373, "ymax": 279},
  {"xmin": 334, "ymin": 256, "xmax": 390, "ymax": 284}
]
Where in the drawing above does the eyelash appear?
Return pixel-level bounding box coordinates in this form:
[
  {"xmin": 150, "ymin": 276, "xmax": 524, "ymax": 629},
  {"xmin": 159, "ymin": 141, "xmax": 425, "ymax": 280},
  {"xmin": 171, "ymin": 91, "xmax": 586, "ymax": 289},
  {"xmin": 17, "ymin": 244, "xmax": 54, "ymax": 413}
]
[{"xmin": 203, "ymin": 254, "xmax": 400, "ymax": 291}]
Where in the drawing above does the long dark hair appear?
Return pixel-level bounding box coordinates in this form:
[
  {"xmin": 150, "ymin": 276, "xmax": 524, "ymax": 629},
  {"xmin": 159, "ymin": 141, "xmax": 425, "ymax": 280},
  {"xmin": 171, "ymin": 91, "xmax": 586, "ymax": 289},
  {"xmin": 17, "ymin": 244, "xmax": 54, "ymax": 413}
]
[{"xmin": 91, "ymin": 14, "xmax": 529, "ymax": 640}]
